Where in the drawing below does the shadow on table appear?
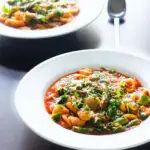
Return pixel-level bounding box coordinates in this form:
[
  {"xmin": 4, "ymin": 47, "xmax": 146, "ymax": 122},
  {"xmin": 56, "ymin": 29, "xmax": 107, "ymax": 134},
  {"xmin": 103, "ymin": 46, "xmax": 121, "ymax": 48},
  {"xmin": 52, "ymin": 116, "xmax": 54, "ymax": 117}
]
[{"xmin": 0, "ymin": 27, "xmax": 101, "ymax": 71}]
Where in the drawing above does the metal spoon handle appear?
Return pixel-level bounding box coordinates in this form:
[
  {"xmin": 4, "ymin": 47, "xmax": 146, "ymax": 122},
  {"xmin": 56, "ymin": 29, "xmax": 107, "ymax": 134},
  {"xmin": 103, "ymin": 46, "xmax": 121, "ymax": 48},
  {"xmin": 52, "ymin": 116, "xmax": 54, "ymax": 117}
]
[
  {"xmin": 114, "ymin": 18, "xmax": 120, "ymax": 50},
  {"xmin": 107, "ymin": 0, "xmax": 126, "ymax": 51}
]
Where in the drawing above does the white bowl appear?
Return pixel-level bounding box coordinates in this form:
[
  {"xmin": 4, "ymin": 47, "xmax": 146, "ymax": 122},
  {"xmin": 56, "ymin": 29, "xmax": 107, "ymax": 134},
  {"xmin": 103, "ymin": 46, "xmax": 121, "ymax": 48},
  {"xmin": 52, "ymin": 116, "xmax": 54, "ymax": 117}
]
[
  {"xmin": 15, "ymin": 49, "xmax": 150, "ymax": 150},
  {"xmin": 0, "ymin": 0, "xmax": 105, "ymax": 39}
]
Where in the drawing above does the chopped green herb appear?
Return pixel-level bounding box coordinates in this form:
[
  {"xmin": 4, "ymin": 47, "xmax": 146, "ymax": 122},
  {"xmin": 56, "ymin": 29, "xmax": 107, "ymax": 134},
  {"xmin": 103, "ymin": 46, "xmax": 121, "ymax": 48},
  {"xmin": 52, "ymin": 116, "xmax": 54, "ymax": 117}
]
[
  {"xmin": 57, "ymin": 88, "xmax": 67, "ymax": 96},
  {"xmin": 54, "ymin": 9, "xmax": 64, "ymax": 17},
  {"xmin": 57, "ymin": 95, "xmax": 68, "ymax": 104},
  {"xmin": 76, "ymin": 85, "xmax": 82, "ymax": 90},
  {"xmin": 107, "ymin": 99, "xmax": 120, "ymax": 120},
  {"xmin": 72, "ymin": 100, "xmax": 83, "ymax": 109},
  {"xmin": 37, "ymin": 8, "xmax": 48, "ymax": 15}
]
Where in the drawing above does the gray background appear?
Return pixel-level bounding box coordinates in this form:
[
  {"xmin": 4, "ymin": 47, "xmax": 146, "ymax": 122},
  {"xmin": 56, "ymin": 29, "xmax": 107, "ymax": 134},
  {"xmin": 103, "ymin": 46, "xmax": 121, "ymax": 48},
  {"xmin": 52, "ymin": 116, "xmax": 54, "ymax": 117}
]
[{"xmin": 0, "ymin": 0, "xmax": 150, "ymax": 149}]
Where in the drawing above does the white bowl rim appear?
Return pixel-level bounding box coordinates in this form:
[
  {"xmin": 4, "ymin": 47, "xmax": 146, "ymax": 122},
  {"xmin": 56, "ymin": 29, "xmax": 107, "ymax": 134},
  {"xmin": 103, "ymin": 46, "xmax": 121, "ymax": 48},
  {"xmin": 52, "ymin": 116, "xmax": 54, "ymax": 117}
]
[
  {"xmin": 0, "ymin": 0, "xmax": 106, "ymax": 39},
  {"xmin": 15, "ymin": 49, "xmax": 150, "ymax": 150}
]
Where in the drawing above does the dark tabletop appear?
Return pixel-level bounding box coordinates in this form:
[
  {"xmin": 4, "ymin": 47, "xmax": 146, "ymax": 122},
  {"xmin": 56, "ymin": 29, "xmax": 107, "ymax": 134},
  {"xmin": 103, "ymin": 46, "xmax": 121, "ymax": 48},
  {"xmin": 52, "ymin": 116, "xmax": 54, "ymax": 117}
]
[{"xmin": 0, "ymin": 0, "xmax": 150, "ymax": 149}]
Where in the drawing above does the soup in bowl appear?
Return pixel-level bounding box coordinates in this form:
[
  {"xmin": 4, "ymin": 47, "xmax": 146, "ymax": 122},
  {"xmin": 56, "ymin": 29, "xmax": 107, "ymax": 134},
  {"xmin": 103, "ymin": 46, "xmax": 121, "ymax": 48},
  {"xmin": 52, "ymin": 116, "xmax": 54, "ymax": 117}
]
[
  {"xmin": 44, "ymin": 67, "xmax": 150, "ymax": 135},
  {"xmin": 15, "ymin": 50, "xmax": 150, "ymax": 150}
]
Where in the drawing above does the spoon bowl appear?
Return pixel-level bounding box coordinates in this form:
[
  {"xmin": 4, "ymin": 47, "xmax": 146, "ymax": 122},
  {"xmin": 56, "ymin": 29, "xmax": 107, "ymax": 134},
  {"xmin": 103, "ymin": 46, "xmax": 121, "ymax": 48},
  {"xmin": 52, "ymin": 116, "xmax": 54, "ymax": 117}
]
[{"xmin": 108, "ymin": 0, "xmax": 126, "ymax": 19}]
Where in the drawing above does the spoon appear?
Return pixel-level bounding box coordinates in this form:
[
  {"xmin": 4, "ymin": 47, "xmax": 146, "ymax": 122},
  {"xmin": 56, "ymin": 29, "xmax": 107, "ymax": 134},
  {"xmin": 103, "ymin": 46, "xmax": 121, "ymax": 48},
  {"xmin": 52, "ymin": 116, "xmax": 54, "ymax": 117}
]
[{"xmin": 108, "ymin": 0, "xmax": 126, "ymax": 50}]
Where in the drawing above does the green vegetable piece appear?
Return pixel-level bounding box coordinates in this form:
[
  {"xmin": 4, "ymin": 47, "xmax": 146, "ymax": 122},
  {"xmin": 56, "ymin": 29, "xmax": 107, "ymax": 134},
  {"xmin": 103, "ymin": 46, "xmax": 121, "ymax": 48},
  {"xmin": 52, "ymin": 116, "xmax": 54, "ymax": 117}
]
[
  {"xmin": 100, "ymin": 66, "xmax": 107, "ymax": 71},
  {"xmin": 33, "ymin": 3, "xmax": 39, "ymax": 11},
  {"xmin": 126, "ymin": 119, "xmax": 140, "ymax": 128},
  {"xmin": 57, "ymin": 88, "xmax": 67, "ymax": 96},
  {"xmin": 120, "ymin": 81, "xmax": 126, "ymax": 87},
  {"xmin": 29, "ymin": 18, "xmax": 37, "ymax": 28},
  {"xmin": 72, "ymin": 126, "xmax": 89, "ymax": 134},
  {"xmin": 8, "ymin": 0, "xmax": 16, "ymax": 5},
  {"xmin": 113, "ymin": 90, "xmax": 124, "ymax": 99},
  {"xmin": 107, "ymin": 99, "xmax": 118, "ymax": 119},
  {"xmin": 113, "ymin": 117, "xmax": 128, "ymax": 125},
  {"xmin": 94, "ymin": 88, "xmax": 102, "ymax": 96},
  {"xmin": 72, "ymin": 100, "xmax": 83, "ymax": 109},
  {"xmin": 2, "ymin": 5, "xmax": 15, "ymax": 15},
  {"xmin": 74, "ymin": 92, "xmax": 79, "ymax": 98},
  {"xmin": 137, "ymin": 94, "xmax": 150, "ymax": 106},
  {"xmin": 39, "ymin": 15, "xmax": 47, "ymax": 23},
  {"xmin": 76, "ymin": 85, "xmax": 82, "ymax": 90},
  {"xmin": 109, "ymin": 69, "xmax": 116, "ymax": 74},
  {"xmin": 99, "ymin": 79, "xmax": 108, "ymax": 84},
  {"xmin": 37, "ymin": 7, "xmax": 47, "ymax": 15},
  {"xmin": 95, "ymin": 72, "xmax": 101, "ymax": 78},
  {"xmin": 93, "ymin": 127, "xmax": 104, "ymax": 133},
  {"xmin": 84, "ymin": 104, "xmax": 91, "ymax": 111},
  {"xmin": 90, "ymin": 72, "xmax": 101, "ymax": 81},
  {"xmin": 2, "ymin": 5, "xmax": 8, "ymax": 14},
  {"xmin": 112, "ymin": 126, "xmax": 125, "ymax": 133},
  {"xmin": 54, "ymin": 9, "xmax": 64, "ymax": 17},
  {"xmin": 139, "ymin": 109, "xmax": 148, "ymax": 120},
  {"xmin": 51, "ymin": 113, "xmax": 62, "ymax": 122},
  {"xmin": 82, "ymin": 80, "xmax": 92, "ymax": 87},
  {"xmin": 57, "ymin": 95, "xmax": 68, "ymax": 104},
  {"xmin": 94, "ymin": 117, "xmax": 104, "ymax": 125},
  {"xmin": 87, "ymin": 117, "xmax": 104, "ymax": 129}
]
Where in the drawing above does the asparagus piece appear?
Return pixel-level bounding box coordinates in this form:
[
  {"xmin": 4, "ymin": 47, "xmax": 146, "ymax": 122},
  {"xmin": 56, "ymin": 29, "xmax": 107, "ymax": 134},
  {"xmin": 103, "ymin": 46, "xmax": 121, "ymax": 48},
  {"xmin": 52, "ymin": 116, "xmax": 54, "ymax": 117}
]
[{"xmin": 126, "ymin": 119, "xmax": 140, "ymax": 128}]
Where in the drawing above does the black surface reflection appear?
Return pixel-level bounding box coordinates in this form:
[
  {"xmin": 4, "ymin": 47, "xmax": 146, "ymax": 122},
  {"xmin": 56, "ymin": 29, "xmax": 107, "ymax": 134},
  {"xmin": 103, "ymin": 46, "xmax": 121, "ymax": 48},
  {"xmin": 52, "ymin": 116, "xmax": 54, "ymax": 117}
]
[
  {"xmin": 21, "ymin": 128, "xmax": 75, "ymax": 150},
  {"xmin": 0, "ymin": 27, "xmax": 101, "ymax": 71}
]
